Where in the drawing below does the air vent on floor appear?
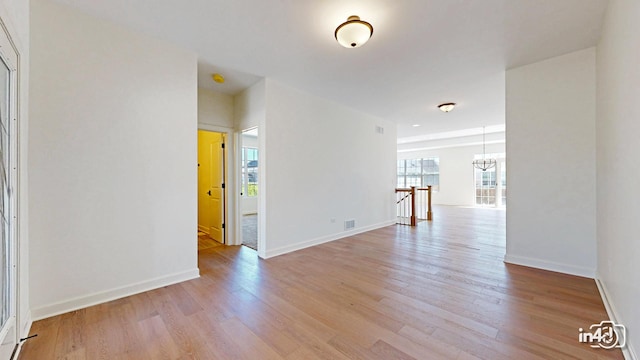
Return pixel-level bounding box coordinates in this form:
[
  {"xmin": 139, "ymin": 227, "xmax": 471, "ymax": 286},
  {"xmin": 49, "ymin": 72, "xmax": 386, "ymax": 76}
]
[{"xmin": 344, "ymin": 219, "xmax": 355, "ymax": 230}]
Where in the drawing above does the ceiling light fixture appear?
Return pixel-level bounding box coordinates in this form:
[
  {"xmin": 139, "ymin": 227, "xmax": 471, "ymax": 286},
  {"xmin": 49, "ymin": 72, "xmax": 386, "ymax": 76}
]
[
  {"xmin": 412, "ymin": 124, "xmax": 421, "ymax": 127},
  {"xmin": 212, "ymin": 73, "xmax": 225, "ymax": 84},
  {"xmin": 335, "ymin": 16, "xmax": 373, "ymax": 48},
  {"xmin": 438, "ymin": 103, "xmax": 456, "ymax": 112},
  {"xmin": 472, "ymin": 126, "xmax": 497, "ymax": 172}
]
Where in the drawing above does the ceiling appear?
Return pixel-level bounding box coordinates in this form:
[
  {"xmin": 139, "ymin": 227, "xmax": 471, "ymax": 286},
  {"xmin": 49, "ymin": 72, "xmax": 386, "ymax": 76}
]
[{"xmin": 53, "ymin": 0, "xmax": 609, "ymax": 141}]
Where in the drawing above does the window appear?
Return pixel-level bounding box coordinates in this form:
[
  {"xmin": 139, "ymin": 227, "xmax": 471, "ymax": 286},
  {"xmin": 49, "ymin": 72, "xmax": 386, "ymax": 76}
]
[
  {"xmin": 473, "ymin": 153, "xmax": 506, "ymax": 206},
  {"xmin": 474, "ymin": 167, "xmax": 496, "ymax": 205},
  {"xmin": 242, "ymin": 147, "xmax": 258, "ymax": 197},
  {"xmin": 397, "ymin": 158, "xmax": 439, "ymax": 191}
]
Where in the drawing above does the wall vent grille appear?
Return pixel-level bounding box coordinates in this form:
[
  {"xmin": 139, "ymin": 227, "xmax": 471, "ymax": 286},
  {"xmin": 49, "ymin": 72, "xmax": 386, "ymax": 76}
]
[{"xmin": 344, "ymin": 219, "xmax": 355, "ymax": 230}]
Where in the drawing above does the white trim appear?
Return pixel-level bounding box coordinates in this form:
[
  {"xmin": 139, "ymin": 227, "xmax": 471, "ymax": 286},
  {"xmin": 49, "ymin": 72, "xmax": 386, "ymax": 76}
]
[
  {"xmin": 10, "ymin": 311, "xmax": 32, "ymax": 360},
  {"xmin": 263, "ymin": 220, "xmax": 396, "ymax": 259},
  {"xmin": 0, "ymin": 12, "xmax": 21, "ymax": 359},
  {"xmin": 20, "ymin": 310, "xmax": 30, "ymax": 339},
  {"xmin": 503, "ymin": 254, "xmax": 595, "ymax": 278},
  {"xmin": 595, "ymin": 276, "xmax": 638, "ymax": 360},
  {"xmin": 397, "ymin": 125, "xmax": 505, "ymax": 145},
  {"xmin": 197, "ymin": 123, "xmax": 232, "ymax": 133},
  {"xmin": 232, "ymin": 130, "xmax": 243, "ymax": 246},
  {"xmin": 398, "ymin": 139, "xmax": 505, "ymax": 153},
  {"xmin": 31, "ymin": 269, "xmax": 200, "ymax": 321},
  {"xmin": 237, "ymin": 126, "xmax": 261, "ymax": 249}
]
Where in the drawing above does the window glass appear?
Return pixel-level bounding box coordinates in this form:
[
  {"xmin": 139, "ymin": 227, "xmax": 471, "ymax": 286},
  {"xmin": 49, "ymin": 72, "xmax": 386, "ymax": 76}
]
[
  {"xmin": 242, "ymin": 147, "xmax": 258, "ymax": 197},
  {"xmin": 397, "ymin": 158, "xmax": 440, "ymax": 191}
]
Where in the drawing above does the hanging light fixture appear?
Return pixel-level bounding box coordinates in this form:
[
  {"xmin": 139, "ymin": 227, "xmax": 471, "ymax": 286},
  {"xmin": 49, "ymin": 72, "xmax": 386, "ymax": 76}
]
[
  {"xmin": 472, "ymin": 127, "xmax": 497, "ymax": 172},
  {"xmin": 335, "ymin": 16, "xmax": 373, "ymax": 48}
]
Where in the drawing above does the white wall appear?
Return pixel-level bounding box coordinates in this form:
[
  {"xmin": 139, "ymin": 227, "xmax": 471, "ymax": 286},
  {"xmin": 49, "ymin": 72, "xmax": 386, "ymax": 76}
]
[
  {"xmin": 596, "ymin": 0, "xmax": 640, "ymax": 357},
  {"xmin": 29, "ymin": 0, "xmax": 199, "ymax": 319},
  {"xmin": 235, "ymin": 80, "xmax": 265, "ymax": 132},
  {"xmin": 198, "ymin": 88, "xmax": 233, "ymax": 128},
  {"xmin": 505, "ymin": 48, "xmax": 596, "ymax": 278},
  {"xmin": 263, "ymin": 79, "xmax": 396, "ymax": 258},
  {"xmin": 0, "ymin": 0, "xmax": 31, "ymax": 343},
  {"xmin": 399, "ymin": 141, "xmax": 505, "ymax": 206}
]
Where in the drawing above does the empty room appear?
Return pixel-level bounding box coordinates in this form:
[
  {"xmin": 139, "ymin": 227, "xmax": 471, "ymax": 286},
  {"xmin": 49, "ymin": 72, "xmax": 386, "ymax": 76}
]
[{"xmin": 0, "ymin": 0, "xmax": 637, "ymax": 359}]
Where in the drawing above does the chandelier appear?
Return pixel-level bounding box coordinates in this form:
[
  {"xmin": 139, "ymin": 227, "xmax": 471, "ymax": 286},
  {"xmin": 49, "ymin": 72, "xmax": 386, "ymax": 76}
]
[{"xmin": 472, "ymin": 127, "xmax": 497, "ymax": 171}]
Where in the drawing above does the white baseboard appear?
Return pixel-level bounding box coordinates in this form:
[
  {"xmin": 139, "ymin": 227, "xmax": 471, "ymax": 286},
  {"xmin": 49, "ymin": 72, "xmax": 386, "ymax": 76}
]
[
  {"xmin": 503, "ymin": 254, "xmax": 595, "ymax": 278},
  {"xmin": 263, "ymin": 219, "xmax": 396, "ymax": 259},
  {"xmin": 31, "ymin": 268, "xmax": 200, "ymax": 321},
  {"xmin": 20, "ymin": 310, "xmax": 32, "ymax": 338},
  {"xmin": 11, "ymin": 310, "xmax": 33, "ymax": 360},
  {"xmin": 595, "ymin": 276, "xmax": 637, "ymax": 360}
]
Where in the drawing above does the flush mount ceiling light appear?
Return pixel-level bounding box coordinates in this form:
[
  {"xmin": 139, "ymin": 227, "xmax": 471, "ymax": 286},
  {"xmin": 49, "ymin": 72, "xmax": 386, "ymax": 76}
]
[
  {"xmin": 335, "ymin": 16, "xmax": 373, "ymax": 48},
  {"xmin": 212, "ymin": 73, "xmax": 225, "ymax": 84},
  {"xmin": 438, "ymin": 103, "xmax": 456, "ymax": 112}
]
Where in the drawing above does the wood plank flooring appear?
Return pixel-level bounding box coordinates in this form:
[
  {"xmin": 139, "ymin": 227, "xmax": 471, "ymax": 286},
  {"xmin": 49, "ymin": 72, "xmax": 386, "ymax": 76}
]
[{"xmin": 20, "ymin": 206, "xmax": 623, "ymax": 359}]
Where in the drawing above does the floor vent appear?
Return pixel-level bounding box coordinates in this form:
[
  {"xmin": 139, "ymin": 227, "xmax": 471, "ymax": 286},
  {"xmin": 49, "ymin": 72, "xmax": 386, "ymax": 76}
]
[{"xmin": 344, "ymin": 219, "xmax": 355, "ymax": 230}]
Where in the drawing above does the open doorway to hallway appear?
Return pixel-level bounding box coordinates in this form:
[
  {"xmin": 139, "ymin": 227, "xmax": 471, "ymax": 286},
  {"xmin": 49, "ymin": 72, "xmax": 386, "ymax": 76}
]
[
  {"xmin": 197, "ymin": 130, "xmax": 226, "ymax": 246},
  {"xmin": 240, "ymin": 128, "xmax": 258, "ymax": 250}
]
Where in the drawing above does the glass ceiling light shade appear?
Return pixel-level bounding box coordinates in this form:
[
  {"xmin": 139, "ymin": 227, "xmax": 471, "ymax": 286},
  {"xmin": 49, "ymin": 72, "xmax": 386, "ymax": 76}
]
[
  {"xmin": 335, "ymin": 16, "xmax": 373, "ymax": 48},
  {"xmin": 472, "ymin": 126, "xmax": 497, "ymax": 172},
  {"xmin": 438, "ymin": 103, "xmax": 456, "ymax": 112}
]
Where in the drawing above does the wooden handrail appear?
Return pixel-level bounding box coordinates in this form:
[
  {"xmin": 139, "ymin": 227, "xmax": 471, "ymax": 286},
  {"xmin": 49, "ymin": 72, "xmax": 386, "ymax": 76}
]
[
  {"xmin": 396, "ymin": 192, "xmax": 412, "ymax": 204},
  {"xmin": 395, "ymin": 185, "xmax": 433, "ymax": 225}
]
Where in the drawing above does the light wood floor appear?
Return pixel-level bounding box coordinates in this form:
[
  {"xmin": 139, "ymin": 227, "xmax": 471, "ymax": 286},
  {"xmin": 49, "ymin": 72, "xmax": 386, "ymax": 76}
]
[{"xmin": 20, "ymin": 206, "xmax": 622, "ymax": 359}]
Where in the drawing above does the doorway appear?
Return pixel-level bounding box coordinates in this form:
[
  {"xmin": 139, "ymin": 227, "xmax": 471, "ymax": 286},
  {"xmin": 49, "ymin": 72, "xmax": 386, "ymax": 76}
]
[
  {"xmin": 0, "ymin": 18, "xmax": 19, "ymax": 359},
  {"xmin": 240, "ymin": 128, "xmax": 258, "ymax": 250},
  {"xmin": 197, "ymin": 130, "xmax": 226, "ymax": 244}
]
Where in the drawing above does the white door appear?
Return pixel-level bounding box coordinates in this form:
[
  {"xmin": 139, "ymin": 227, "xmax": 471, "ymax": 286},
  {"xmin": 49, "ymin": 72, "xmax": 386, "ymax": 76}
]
[{"xmin": 0, "ymin": 19, "xmax": 18, "ymax": 360}]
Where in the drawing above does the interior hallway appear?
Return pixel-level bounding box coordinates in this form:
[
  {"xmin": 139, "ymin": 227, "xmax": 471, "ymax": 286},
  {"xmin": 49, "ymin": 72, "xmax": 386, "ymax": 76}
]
[{"xmin": 19, "ymin": 206, "xmax": 621, "ymax": 359}]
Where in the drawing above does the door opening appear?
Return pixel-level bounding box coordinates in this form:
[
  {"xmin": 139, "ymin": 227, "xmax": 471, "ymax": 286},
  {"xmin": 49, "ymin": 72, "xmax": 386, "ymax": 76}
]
[
  {"xmin": 197, "ymin": 130, "xmax": 226, "ymax": 245},
  {"xmin": 0, "ymin": 19, "xmax": 19, "ymax": 360},
  {"xmin": 240, "ymin": 128, "xmax": 258, "ymax": 251}
]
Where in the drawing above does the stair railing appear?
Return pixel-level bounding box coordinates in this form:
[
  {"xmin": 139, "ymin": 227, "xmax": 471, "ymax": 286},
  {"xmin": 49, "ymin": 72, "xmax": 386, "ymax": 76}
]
[{"xmin": 395, "ymin": 186, "xmax": 433, "ymax": 226}]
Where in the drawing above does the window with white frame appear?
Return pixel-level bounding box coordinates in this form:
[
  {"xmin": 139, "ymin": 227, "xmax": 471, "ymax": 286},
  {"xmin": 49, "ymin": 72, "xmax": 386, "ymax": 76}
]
[
  {"xmin": 397, "ymin": 158, "xmax": 440, "ymax": 191},
  {"xmin": 242, "ymin": 147, "xmax": 258, "ymax": 197},
  {"xmin": 473, "ymin": 153, "xmax": 505, "ymax": 206}
]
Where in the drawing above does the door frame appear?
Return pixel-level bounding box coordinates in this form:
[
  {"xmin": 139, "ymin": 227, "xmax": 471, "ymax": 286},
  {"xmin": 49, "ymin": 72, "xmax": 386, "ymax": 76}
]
[
  {"xmin": 197, "ymin": 124, "xmax": 235, "ymax": 245},
  {"xmin": 0, "ymin": 12, "xmax": 20, "ymax": 360},
  {"xmin": 237, "ymin": 127, "xmax": 264, "ymax": 254}
]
